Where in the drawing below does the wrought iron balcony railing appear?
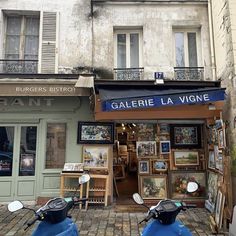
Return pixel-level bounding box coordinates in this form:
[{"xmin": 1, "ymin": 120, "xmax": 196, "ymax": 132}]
[
  {"xmin": 114, "ymin": 67, "xmax": 144, "ymax": 80},
  {"xmin": 0, "ymin": 59, "xmax": 38, "ymax": 74},
  {"xmin": 174, "ymin": 67, "xmax": 204, "ymax": 80}
]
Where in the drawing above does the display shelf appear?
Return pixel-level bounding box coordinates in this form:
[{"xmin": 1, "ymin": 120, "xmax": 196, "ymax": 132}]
[{"xmin": 60, "ymin": 172, "xmax": 109, "ymax": 210}]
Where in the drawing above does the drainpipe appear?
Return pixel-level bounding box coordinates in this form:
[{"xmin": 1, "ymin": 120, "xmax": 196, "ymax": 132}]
[{"xmin": 208, "ymin": 0, "xmax": 217, "ymax": 81}]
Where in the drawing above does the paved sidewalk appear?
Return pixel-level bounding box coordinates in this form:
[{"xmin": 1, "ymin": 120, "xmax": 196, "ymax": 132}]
[{"xmin": 0, "ymin": 204, "xmax": 227, "ymax": 236}]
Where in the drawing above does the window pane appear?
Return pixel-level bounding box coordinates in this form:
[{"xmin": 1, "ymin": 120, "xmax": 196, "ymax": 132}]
[
  {"xmin": 46, "ymin": 123, "xmax": 66, "ymax": 169},
  {"xmin": 19, "ymin": 126, "xmax": 37, "ymax": 176},
  {"xmin": 5, "ymin": 17, "xmax": 21, "ymax": 58},
  {"xmin": 175, "ymin": 32, "xmax": 185, "ymax": 67},
  {"xmin": 117, "ymin": 34, "xmax": 126, "ymax": 68},
  {"xmin": 130, "ymin": 33, "xmax": 139, "ymax": 68},
  {"xmin": 0, "ymin": 127, "xmax": 14, "ymax": 176},
  {"xmin": 188, "ymin": 33, "xmax": 198, "ymax": 67},
  {"xmin": 24, "ymin": 17, "xmax": 39, "ymax": 59}
]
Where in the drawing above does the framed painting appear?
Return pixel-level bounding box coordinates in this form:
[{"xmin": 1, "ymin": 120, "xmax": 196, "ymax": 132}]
[
  {"xmin": 174, "ymin": 151, "xmax": 199, "ymax": 166},
  {"xmin": 160, "ymin": 141, "xmax": 171, "ymax": 154},
  {"xmin": 215, "ymin": 152, "xmax": 223, "ymax": 173},
  {"xmin": 152, "ymin": 160, "xmax": 168, "ymax": 173},
  {"xmin": 136, "ymin": 123, "xmax": 157, "ymax": 141},
  {"xmin": 218, "ymin": 129, "xmax": 225, "ymax": 149},
  {"xmin": 136, "ymin": 141, "xmax": 157, "ymax": 158},
  {"xmin": 170, "ymin": 171, "xmax": 206, "ymax": 199},
  {"xmin": 170, "ymin": 124, "xmax": 201, "ymax": 149},
  {"xmin": 140, "ymin": 175, "xmax": 167, "ymax": 199},
  {"xmin": 159, "ymin": 123, "xmax": 170, "ymax": 135},
  {"xmin": 77, "ymin": 121, "xmax": 114, "ymax": 144},
  {"xmin": 208, "ymin": 150, "xmax": 216, "ymax": 170},
  {"xmin": 82, "ymin": 145, "xmax": 109, "ymax": 169},
  {"xmin": 215, "ymin": 190, "xmax": 225, "ymax": 229},
  {"xmin": 113, "ymin": 164, "xmax": 125, "ymax": 180},
  {"xmin": 138, "ymin": 160, "xmax": 149, "ymax": 174},
  {"xmin": 205, "ymin": 172, "xmax": 218, "ymax": 213}
]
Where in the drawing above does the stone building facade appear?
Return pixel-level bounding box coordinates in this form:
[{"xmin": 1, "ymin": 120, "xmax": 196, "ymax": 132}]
[{"xmin": 210, "ymin": 0, "xmax": 236, "ymax": 205}]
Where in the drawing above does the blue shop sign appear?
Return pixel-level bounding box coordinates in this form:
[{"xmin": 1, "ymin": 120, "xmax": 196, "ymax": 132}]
[{"xmin": 102, "ymin": 89, "xmax": 225, "ymax": 111}]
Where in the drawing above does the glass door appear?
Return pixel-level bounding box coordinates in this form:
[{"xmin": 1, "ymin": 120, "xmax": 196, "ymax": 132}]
[{"xmin": 0, "ymin": 125, "xmax": 38, "ymax": 201}]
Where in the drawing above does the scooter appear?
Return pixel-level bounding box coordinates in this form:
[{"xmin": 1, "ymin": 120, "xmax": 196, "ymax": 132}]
[
  {"xmin": 133, "ymin": 181, "xmax": 199, "ymax": 236},
  {"xmin": 8, "ymin": 174, "xmax": 90, "ymax": 236}
]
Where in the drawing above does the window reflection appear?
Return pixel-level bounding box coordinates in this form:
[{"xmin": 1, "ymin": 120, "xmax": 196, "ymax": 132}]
[{"xmin": 0, "ymin": 127, "xmax": 14, "ymax": 176}]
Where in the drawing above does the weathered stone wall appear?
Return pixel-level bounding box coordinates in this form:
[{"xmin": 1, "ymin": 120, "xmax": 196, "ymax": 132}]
[
  {"xmin": 92, "ymin": 2, "xmax": 212, "ymax": 80},
  {"xmin": 211, "ymin": 0, "xmax": 236, "ymax": 204},
  {"xmin": 0, "ymin": 0, "xmax": 93, "ymax": 70}
]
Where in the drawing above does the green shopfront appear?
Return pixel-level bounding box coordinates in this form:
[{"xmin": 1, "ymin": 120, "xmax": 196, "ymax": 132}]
[{"xmin": 0, "ymin": 83, "xmax": 93, "ymax": 202}]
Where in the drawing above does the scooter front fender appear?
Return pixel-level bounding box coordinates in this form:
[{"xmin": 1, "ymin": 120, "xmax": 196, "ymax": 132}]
[
  {"xmin": 32, "ymin": 217, "xmax": 79, "ymax": 236},
  {"xmin": 142, "ymin": 220, "xmax": 192, "ymax": 236}
]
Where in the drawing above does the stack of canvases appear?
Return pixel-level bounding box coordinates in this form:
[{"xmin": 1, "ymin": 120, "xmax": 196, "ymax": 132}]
[{"xmin": 205, "ymin": 119, "xmax": 230, "ymax": 233}]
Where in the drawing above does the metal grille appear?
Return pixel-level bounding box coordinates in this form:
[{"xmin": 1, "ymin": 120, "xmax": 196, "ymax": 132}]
[
  {"xmin": 0, "ymin": 60, "xmax": 38, "ymax": 74},
  {"xmin": 114, "ymin": 68, "xmax": 144, "ymax": 80},
  {"xmin": 174, "ymin": 67, "xmax": 204, "ymax": 80}
]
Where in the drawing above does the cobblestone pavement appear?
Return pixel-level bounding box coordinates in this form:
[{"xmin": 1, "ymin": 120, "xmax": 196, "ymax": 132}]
[{"xmin": 0, "ymin": 204, "xmax": 228, "ymax": 236}]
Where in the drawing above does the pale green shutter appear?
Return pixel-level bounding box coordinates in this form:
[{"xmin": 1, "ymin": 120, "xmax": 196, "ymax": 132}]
[{"xmin": 39, "ymin": 12, "xmax": 58, "ymax": 73}]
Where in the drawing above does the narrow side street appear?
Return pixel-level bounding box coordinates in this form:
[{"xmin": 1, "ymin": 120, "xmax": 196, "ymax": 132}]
[{"xmin": 0, "ymin": 204, "xmax": 227, "ymax": 236}]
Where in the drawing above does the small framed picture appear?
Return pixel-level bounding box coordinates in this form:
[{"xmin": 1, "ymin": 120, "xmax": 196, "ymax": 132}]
[
  {"xmin": 208, "ymin": 150, "xmax": 216, "ymax": 170},
  {"xmin": 159, "ymin": 123, "xmax": 169, "ymax": 134},
  {"xmin": 218, "ymin": 129, "xmax": 225, "ymax": 149},
  {"xmin": 136, "ymin": 141, "xmax": 157, "ymax": 158},
  {"xmin": 160, "ymin": 141, "xmax": 171, "ymax": 154},
  {"xmin": 82, "ymin": 145, "xmax": 109, "ymax": 169},
  {"xmin": 174, "ymin": 151, "xmax": 199, "ymax": 166},
  {"xmin": 152, "ymin": 160, "xmax": 168, "ymax": 173},
  {"xmin": 139, "ymin": 160, "xmax": 149, "ymax": 174}
]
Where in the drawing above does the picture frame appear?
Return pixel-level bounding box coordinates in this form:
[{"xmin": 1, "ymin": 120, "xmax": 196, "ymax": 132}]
[
  {"xmin": 159, "ymin": 123, "xmax": 170, "ymax": 135},
  {"xmin": 82, "ymin": 145, "xmax": 109, "ymax": 169},
  {"xmin": 113, "ymin": 164, "xmax": 125, "ymax": 180},
  {"xmin": 139, "ymin": 160, "xmax": 149, "ymax": 174},
  {"xmin": 173, "ymin": 151, "xmax": 199, "ymax": 166},
  {"xmin": 152, "ymin": 160, "xmax": 168, "ymax": 173},
  {"xmin": 170, "ymin": 171, "xmax": 206, "ymax": 199},
  {"xmin": 136, "ymin": 141, "xmax": 157, "ymax": 158},
  {"xmin": 160, "ymin": 141, "xmax": 171, "ymax": 154},
  {"xmin": 139, "ymin": 175, "xmax": 167, "ymax": 199},
  {"xmin": 77, "ymin": 121, "xmax": 114, "ymax": 144},
  {"xmin": 215, "ymin": 152, "xmax": 223, "ymax": 173},
  {"xmin": 170, "ymin": 124, "xmax": 201, "ymax": 149},
  {"xmin": 208, "ymin": 150, "xmax": 216, "ymax": 170},
  {"xmin": 205, "ymin": 172, "xmax": 218, "ymax": 213},
  {"xmin": 218, "ymin": 129, "xmax": 225, "ymax": 149},
  {"xmin": 137, "ymin": 123, "xmax": 157, "ymax": 141},
  {"xmin": 19, "ymin": 154, "xmax": 35, "ymax": 176},
  {"xmin": 62, "ymin": 163, "xmax": 84, "ymax": 172},
  {"xmin": 215, "ymin": 189, "xmax": 225, "ymax": 229}
]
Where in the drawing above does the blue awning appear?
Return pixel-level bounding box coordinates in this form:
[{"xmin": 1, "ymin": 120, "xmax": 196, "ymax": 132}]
[{"xmin": 100, "ymin": 87, "xmax": 226, "ymax": 111}]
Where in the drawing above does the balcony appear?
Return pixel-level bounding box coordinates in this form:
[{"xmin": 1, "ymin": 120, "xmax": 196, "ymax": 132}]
[
  {"xmin": 114, "ymin": 68, "xmax": 144, "ymax": 80},
  {"xmin": 174, "ymin": 67, "xmax": 204, "ymax": 80},
  {"xmin": 0, "ymin": 59, "xmax": 38, "ymax": 74}
]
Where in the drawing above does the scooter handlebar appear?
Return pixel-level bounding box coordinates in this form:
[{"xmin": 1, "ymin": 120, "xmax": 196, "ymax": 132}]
[
  {"xmin": 144, "ymin": 211, "xmax": 155, "ymax": 222},
  {"xmin": 25, "ymin": 215, "xmax": 40, "ymax": 229}
]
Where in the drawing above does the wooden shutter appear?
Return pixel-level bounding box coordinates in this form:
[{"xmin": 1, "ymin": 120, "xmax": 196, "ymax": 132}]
[{"xmin": 39, "ymin": 12, "xmax": 58, "ymax": 73}]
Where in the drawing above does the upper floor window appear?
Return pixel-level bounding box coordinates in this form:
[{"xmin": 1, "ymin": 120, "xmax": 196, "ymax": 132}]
[
  {"xmin": 173, "ymin": 29, "xmax": 203, "ymax": 80},
  {"xmin": 5, "ymin": 15, "xmax": 39, "ymax": 60},
  {"xmin": 114, "ymin": 29, "xmax": 143, "ymax": 80}
]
